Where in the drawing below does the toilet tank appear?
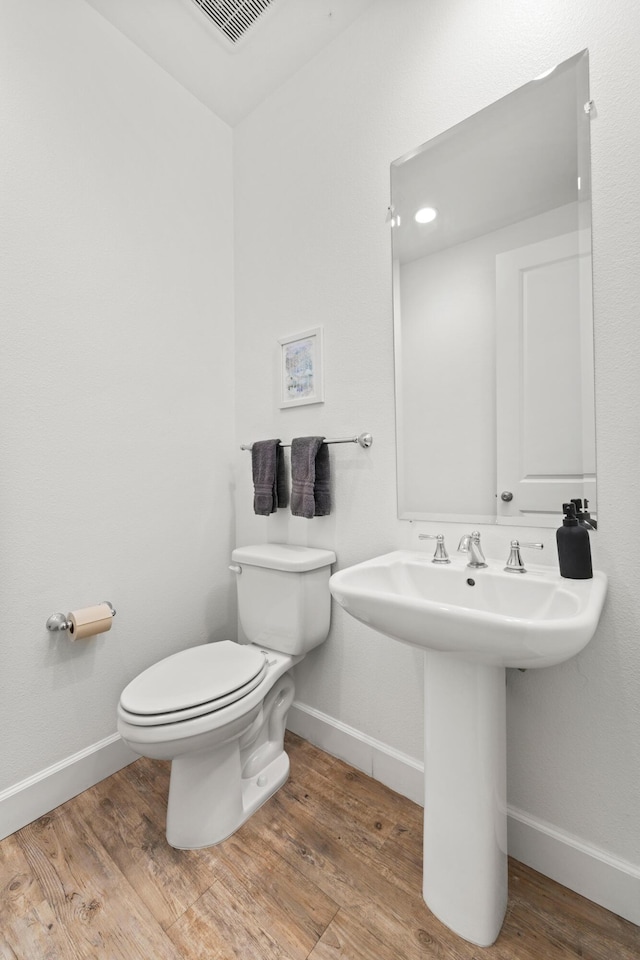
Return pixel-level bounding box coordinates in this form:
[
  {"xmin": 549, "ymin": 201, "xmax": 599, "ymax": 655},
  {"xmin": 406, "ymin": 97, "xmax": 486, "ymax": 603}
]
[{"xmin": 231, "ymin": 544, "xmax": 336, "ymax": 655}]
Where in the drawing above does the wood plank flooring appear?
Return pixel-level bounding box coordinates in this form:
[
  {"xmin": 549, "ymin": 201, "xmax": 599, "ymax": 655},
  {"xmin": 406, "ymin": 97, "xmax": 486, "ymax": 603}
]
[{"xmin": 1, "ymin": 732, "xmax": 638, "ymax": 959}]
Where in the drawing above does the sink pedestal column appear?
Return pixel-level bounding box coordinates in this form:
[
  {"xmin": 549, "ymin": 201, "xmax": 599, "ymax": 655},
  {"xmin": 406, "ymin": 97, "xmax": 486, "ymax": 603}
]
[{"xmin": 423, "ymin": 651, "xmax": 508, "ymax": 946}]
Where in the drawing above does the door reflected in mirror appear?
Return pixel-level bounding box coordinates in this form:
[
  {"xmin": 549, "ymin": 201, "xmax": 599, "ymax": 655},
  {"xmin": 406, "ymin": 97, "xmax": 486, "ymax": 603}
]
[{"xmin": 392, "ymin": 50, "xmax": 595, "ymax": 527}]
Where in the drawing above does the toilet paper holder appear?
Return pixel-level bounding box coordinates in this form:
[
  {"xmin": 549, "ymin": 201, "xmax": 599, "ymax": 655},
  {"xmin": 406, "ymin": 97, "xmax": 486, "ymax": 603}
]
[{"xmin": 46, "ymin": 601, "xmax": 116, "ymax": 633}]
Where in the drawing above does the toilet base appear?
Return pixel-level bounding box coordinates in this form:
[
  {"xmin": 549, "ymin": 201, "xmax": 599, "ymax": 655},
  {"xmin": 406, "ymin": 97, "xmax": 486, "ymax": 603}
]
[
  {"xmin": 119, "ymin": 661, "xmax": 298, "ymax": 850},
  {"xmin": 167, "ymin": 748, "xmax": 290, "ymax": 849},
  {"xmin": 164, "ymin": 669, "xmax": 295, "ymax": 848}
]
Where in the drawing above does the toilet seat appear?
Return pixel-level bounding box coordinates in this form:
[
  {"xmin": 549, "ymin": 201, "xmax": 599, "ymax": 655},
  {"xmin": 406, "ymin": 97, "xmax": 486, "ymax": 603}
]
[{"xmin": 119, "ymin": 641, "xmax": 267, "ymax": 726}]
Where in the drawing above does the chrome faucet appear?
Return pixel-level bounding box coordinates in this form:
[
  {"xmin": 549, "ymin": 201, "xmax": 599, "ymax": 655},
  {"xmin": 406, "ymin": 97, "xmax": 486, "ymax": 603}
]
[{"xmin": 458, "ymin": 531, "xmax": 488, "ymax": 569}]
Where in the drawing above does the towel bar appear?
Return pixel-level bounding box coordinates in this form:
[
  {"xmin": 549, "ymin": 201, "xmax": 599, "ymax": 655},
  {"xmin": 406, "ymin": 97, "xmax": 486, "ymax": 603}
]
[{"xmin": 240, "ymin": 433, "xmax": 372, "ymax": 451}]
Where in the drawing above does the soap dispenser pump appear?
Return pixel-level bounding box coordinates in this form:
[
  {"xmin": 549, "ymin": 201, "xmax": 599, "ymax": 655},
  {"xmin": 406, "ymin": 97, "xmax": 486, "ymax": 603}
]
[{"xmin": 557, "ymin": 503, "xmax": 593, "ymax": 579}]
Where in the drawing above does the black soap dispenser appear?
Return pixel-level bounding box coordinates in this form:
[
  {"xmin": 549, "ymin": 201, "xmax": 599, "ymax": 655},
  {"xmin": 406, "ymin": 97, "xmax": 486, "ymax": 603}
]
[{"xmin": 557, "ymin": 503, "xmax": 593, "ymax": 579}]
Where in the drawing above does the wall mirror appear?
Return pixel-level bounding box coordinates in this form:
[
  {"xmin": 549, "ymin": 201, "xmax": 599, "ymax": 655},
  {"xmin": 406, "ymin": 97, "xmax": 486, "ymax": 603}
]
[{"xmin": 391, "ymin": 50, "xmax": 595, "ymax": 527}]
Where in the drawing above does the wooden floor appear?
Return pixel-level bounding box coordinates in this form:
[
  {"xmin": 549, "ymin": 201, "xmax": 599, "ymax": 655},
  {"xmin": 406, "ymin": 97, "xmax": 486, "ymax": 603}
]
[{"xmin": 1, "ymin": 733, "xmax": 638, "ymax": 960}]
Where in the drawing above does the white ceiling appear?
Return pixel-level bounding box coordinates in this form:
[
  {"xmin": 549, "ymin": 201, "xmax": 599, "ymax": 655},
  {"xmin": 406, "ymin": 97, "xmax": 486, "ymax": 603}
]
[{"xmin": 84, "ymin": 0, "xmax": 375, "ymax": 125}]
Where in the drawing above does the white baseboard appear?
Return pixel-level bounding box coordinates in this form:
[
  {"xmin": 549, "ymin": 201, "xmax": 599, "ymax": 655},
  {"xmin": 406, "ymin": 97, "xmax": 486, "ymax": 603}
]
[
  {"xmin": 507, "ymin": 805, "xmax": 640, "ymax": 926},
  {"xmin": 287, "ymin": 701, "xmax": 424, "ymax": 805},
  {"xmin": 0, "ymin": 734, "xmax": 137, "ymax": 840},
  {"xmin": 287, "ymin": 700, "xmax": 640, "ymax": 927}
]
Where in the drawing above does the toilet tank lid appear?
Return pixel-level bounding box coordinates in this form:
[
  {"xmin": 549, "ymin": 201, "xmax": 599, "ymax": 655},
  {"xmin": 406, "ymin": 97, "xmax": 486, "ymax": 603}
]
[{"xmin": 231, "ymin": 543, "xmax": 336, "ymax": 572}]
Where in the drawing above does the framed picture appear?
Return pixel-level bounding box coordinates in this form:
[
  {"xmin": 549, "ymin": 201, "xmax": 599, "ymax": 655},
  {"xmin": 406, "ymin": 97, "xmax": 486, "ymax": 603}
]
[{"xmin": 278, "ymin": 327, "xmax": 324, "ymax": 408}]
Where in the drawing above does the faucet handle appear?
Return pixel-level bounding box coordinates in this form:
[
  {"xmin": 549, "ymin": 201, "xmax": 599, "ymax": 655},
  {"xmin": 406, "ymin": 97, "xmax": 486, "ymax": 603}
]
[
  {"xmin": 504, "ymin": 540, "xmax": 544, "ymax": 573},
  {"xmin": 418, "ymin": 533, "xmax": 451, "ymax": 564}
]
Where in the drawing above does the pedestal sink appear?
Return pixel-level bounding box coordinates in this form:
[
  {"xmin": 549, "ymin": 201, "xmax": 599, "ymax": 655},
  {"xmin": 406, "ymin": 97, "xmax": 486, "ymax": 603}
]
[{"xmin": 328, "ymin": 550, "xmax": 607, "ymax": 946}]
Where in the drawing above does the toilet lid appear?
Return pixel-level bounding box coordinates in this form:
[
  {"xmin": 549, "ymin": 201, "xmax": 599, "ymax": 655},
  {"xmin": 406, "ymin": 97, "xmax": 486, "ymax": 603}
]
[{"xmin": 120, "ymin": 641, "xmax": 267, "ymax": 722}]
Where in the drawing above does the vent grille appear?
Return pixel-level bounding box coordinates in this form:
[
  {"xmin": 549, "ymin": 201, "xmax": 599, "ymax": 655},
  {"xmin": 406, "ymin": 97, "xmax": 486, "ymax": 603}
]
[{"xmin": 190, "ymin": 0, "xmax": 275, "ymax": 45}]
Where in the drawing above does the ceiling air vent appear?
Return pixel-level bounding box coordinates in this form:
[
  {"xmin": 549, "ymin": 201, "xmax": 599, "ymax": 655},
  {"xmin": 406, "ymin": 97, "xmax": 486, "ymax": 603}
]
[{"xmin": 190, "ymin": 0, "xmax": 276, "ymax": 46}]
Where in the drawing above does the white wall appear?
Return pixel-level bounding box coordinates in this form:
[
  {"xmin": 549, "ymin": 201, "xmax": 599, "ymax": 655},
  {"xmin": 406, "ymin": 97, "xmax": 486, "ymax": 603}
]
[
  {"xmin": 234, "ymin": 0, "xmax": 640, "ymax": 891},
  {"xmin": 0, "ymin": 0, "xmax": 235, "ymax": 793}
]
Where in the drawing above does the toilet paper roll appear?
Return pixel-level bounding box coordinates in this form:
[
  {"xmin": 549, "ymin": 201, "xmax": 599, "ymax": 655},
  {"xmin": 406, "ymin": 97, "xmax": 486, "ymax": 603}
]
[{"xmin": 68, "ymin": 604, "xmax": 113, "ymax": 641}]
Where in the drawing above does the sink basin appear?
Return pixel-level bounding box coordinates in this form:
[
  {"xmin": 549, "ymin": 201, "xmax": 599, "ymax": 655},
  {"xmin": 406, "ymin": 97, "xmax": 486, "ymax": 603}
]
[
  {"xmin": 328, "ymin": 550, "xmax": 607, "ymax": 668},
  {"xmin": 329, "ymin": 549, "xmax": 607, "ymax": 947}
]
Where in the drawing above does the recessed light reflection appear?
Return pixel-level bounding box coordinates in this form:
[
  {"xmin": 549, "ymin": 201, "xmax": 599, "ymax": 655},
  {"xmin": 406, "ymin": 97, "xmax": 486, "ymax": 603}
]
[{"xmin": 414, "ymin": 206, "xmax": 438, "ymax": 224}]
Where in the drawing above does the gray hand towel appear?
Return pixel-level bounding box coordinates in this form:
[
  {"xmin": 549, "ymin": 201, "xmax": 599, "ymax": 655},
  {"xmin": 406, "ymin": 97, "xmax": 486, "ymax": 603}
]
[
  {"xmin": 252, "ymin": 439, "xmax": 288, "ymax": 516},
  {"xmin": 290, "ymin": 436, "xmax": 330, "ymax": 518},
  {"xmin": 313, "ymin": 441, "xmax": 331, "ymax": 517}
]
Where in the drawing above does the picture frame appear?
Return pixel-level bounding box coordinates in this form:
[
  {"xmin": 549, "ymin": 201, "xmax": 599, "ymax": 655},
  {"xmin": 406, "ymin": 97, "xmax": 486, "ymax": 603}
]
[{"xmin": 278, "ymin": 327, "xmax": 324, "ymax": 408}]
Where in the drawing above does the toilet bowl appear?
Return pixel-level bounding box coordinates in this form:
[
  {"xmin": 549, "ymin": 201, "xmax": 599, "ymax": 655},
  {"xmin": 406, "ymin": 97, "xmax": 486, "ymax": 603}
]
[{"xmin": 117, "ymin": 543, "xmax": 335, "ymax": 849}]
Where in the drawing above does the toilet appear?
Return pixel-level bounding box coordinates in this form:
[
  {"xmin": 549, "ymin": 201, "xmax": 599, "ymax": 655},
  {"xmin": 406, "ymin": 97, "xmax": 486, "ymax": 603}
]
[{"xmin": 117, "ymin": 543, "xmax": 335, "ymax": 849}]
